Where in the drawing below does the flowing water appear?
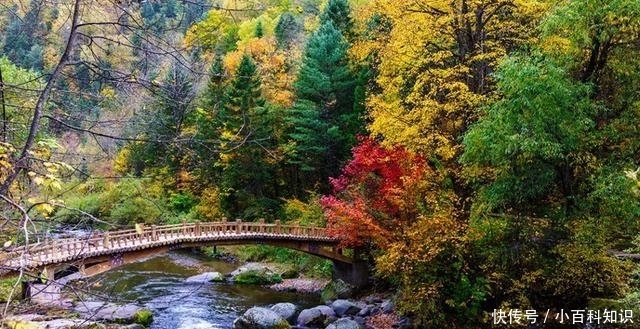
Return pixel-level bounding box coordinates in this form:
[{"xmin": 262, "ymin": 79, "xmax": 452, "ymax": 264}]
[{"xmin": 85, "ymin": 251, "xmax": 321, "ymax": 329}]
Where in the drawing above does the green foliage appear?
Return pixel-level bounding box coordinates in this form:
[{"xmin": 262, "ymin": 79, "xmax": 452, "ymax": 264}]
[
  {"xmin": 0, "ymin": 57, "xmax": 43, "ymax": 143},
  {"xmin": 1, "ymin": 1, "xmax": 50, "ymax": 70},
  {"xmin": 127, "ymin": 63, "xmax": 196, "ymax": 176},
  {"xmin": 275, "ymin": 12, "xmax": 302, "ymax": 48},
  {"xmin": 284, "ymin": 16, "xmax": 361, "ymax": 192},
  {"xmin": 236, "ymin": 245, "xmax": 332, "ymax": 278},
  {"xmin": 462, "ymin": 55, "xmax": 596, "ymax": 215},
  {"xmin": 234, "ymin": 269, "xmax": 283, "ymax": 285},
  {"xmin": 320, "ymin": 0, "xmax": 353, "ymax": 39},
  {"xmin": 169, "ymin": 193, "xmax": 197, "ymax": 214},
  {"xmin": 281, "ymin": 195, "xmax": 325, "ymax": 226},
  {"xmin": 254, "ymin": 20, "xmax": 264, "ymax": 38},
  {"xmin": 55, "ymin": 178, "xmax": 167, "ymax": 226},
  {"xmin": 0, "ymin": 277, "xmax": 18, "ymax": 303},
  {"xmin": 214, "ymin": 54, "xmax": 280, "ymax": 219}
]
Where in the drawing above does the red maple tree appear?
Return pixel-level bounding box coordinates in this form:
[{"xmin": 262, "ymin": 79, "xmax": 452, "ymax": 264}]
[{"xmin": 321, "ymin": 137, "xmax": 434, "ymax": 248}]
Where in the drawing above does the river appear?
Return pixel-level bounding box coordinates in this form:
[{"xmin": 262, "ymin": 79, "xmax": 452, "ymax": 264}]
[{"xmin": 84, "ymin": 251, "xmax": 321, "ymax": 329}]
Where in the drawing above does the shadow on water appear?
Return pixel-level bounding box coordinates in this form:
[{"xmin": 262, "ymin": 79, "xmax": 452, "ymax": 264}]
[{"xmin": 85, "ymin": 250, "xmax": 321, "ymax": 329}]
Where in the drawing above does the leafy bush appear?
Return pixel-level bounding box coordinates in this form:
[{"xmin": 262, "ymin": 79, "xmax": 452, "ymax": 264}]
[
  {"xmin": 281, "ymin": 194, "xmax": 325, "ymax": 226},
  {"xmin": 235, "ymin": 245, "xmax": 332, "ymax": 278},
  {"xmin": 169, "ymin": 192, "xmax": 197, "ymax": 213}
]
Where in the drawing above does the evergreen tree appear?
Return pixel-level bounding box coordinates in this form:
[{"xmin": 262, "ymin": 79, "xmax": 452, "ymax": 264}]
[
  {"xmin": 129, "ymin": 63, "xmax": 196, "ymax": 175},
  {"xmin": 191, "ymin": 54, "xmax": 228, "ymax": 184},
  {"xmin": 285, "ymin": 19, "xmax": 361, "ymax": 194},
  {"xmin": 254, "ymin": 21, "xmax": 264, "ymax": 38},
  {"xmin": 274, "ymin": 12, "xmax": 301, "ymax": 49},
  {"xmin": 216, "ymin": 54, "xmax": 277, "ymax": 219},
  {"xmin": 2, "ymin": 1, "xmax": 48, "ymax": 71},
  {"xmin": 320, "ymin": 0, "xmax": 353, "ymax": 40},
  {"xmin": 163, "ymin": 0, "xmax": 178, "ymax": 19}
]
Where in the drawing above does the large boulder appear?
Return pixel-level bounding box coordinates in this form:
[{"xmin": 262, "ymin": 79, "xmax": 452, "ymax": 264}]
[
  {"xmin": 230, "ymin": 263, "xmax": 283, "ymax": 285},
  {"xmin": 185, "ymin": 272, "xmax": 225, "ymax": 283},
  {"xmin": 320, "ymin": 280, "xmax": 353, "ymax": 302},
  {"xmin": 325, "ymin": 318, "xmax": 362, "ymax": 329},
  {"xmin": 296, "ymin": 305, "xmax": 337, "ymax": 328},
  {"xmin": 74, "ymin": 301, "xmax": 152, "ymax": 324},
  {"xmin": 270, "ymin": 303, "xmax": 297, "ymax": 323},
  {"xmin": 230, "ymin": 263, "xmax": 276, "ymax": 277},
  {"xmin": 233, "ymin": 307, "xmax": 291, "ymax": 329},
  {"xmin": 380, "ymin": 300, "xmax": 394, "ymax": 314},
  {"xmin": 330, "ymin": 299, "xmax": 361, "ymax": 317}
]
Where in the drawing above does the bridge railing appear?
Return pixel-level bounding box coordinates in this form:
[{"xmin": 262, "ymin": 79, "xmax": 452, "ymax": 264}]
[{"xmin": 0, "ymin": 220, "xmax": 332, "ymax": 268}]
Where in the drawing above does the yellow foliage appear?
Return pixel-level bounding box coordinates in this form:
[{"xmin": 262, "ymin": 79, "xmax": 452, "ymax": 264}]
[
  {"xmin": 357, "ymin": 0, "xmax": 547, "ymax": 159},
  {"xmin": 224, "ymin": 37, "xmax": 297, "ymax": 107},
  {"xmin": 194, "ymin": 187, "xmax": 225, "ymax": 221},
  {"xmin": 113, "ymin": 145, "xmax": 132, "ymax": 175}
]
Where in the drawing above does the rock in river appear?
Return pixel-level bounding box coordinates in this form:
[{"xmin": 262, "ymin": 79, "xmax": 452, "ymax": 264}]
[
  {"xmin": 185, "ymin": 271, "xmax": 225, "ymax": 283},
  {"xmin": 297, "ymin": 305, "xmax": 337, "ymax": 328},
  {"xmin": 325, "ymin": 318, "xmax": 362, "ymax": 329},
  {"xmin": 73, "ymin": 301, "xmax": 151, "ymax": 324},
  {"xmin": 233, "ymin": 306, "xmax": 291, "ymax": 329},
  {"xmin": 270, "ymin": 302, "xmax": 297, "ymax": 322},
  {"xmin": 330, "ymin": 299, "xmax": 361, "ymax": 317}
]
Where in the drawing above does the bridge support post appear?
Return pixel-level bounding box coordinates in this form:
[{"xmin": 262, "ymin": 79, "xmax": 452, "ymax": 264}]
[
  {"xmin": 332, "ymin": 260, "xmax": 369, "ymax": 288},
  {"xmin": 151, "ymin": 225, "xmax": 157, "ymax": 241},
  {"xmin": 41, "ymin": 266, "xmax": 54, "ymax": 283}
]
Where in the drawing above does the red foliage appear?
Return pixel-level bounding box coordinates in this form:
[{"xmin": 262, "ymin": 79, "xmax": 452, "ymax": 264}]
[{"xmin": 321, "ymin": 137, "xmax": 430, "ymax": 248}]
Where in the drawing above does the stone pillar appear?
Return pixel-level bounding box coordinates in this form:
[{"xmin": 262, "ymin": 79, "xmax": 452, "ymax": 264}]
[
  {"xmin": 332, "ymin": 260, "xmax": 369, "ymax": 288},
  {"xmin": 41, "ymin": 266, "xmax": 54, "ymax": 283}
]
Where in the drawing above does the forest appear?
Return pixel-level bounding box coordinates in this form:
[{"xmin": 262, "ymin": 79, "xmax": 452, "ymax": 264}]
[{"xmin": 1, "ymin": 0, "xmax": 640, "ymax": 327}]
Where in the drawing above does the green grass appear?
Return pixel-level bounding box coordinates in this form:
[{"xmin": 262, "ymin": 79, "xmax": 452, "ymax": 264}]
[
  {"xmin": 234, "ymin": 269, "xmax": 283, "ymax": 285},
  {"xmin": 233, "ymin": 245, "xmax": 333, "ymax": 278}
]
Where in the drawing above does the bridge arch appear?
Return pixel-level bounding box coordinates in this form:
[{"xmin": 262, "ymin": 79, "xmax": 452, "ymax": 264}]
[{"xmin": 0, "ymin": 220, "xmax": 362, "ymax": 285}]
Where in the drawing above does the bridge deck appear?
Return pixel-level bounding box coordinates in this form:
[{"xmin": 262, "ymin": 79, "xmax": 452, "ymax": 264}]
[{"xmin": 0, "ymin": 220, "xmax": 341, "ymax": 276}]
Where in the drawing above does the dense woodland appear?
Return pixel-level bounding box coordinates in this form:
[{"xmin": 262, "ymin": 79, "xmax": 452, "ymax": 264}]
[{"xmin": 1, "ymin": 0, "xmax": 640, "ymax": 327}]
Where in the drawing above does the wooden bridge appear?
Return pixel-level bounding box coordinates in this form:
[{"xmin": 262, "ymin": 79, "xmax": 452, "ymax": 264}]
[{"xmin": 0, "ymin": 220, "xmax": 358, "ymax": 282}]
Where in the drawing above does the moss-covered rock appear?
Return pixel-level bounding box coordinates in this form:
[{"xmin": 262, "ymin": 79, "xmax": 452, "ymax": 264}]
[
  {"xmin": 321, "ymin": 279, "xmax": 353, "ymax": 302},
  {"xmin": 132, "ymin": 309, "xmax": 153, "ymax": 326}
]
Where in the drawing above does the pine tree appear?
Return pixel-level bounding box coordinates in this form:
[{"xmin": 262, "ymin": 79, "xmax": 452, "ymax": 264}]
[
  {"xmin": 320, "ymin": 0, "xmax": 353, "ymax": 40},
  {"xmin": 275, "ymin": 12, "xmax": 301, "ymax": 49},
  {"xmin": 2, "ymin": 1, "xmax": 48, "ymax": 71},
  {"xmin": 216, "ymin": 54, "xmax": 277, "ymax": 219},
  {"xmin": 129, "ymin": 63, "xmax": 196, "ymax": 175},
  {"xmin": 254, "ymin": 21, "xmax": 264, "ymax": 38},
  {"xmin": 284, "ymin": 18, "xmax": 361, "ymax": 194}
]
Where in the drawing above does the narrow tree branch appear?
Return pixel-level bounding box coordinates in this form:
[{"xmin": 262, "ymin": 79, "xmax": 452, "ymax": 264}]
[{"xmin": 0, "ymin": 0, "xmax": 82, "ymax": 196}]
